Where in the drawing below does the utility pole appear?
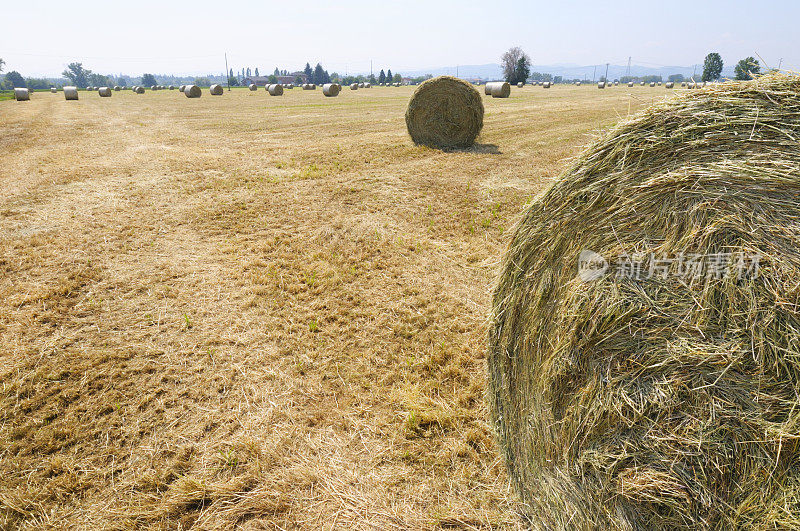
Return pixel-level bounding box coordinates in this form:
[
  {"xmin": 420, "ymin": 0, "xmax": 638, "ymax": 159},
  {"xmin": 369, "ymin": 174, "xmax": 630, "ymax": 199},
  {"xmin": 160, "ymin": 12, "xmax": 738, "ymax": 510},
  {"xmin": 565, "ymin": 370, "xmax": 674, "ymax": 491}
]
[
  {"xmin": 592, "ymin": 65, "xmax": 597, "ymax": 83},
  {"xmin": 626, "ymin": 56, "xmax": 631, "ymax": 78},
  {"xmin": 225, "ymin": 53, "xmax": 230, "ymax": 91},
  {"xmin": 456, "ymin": 64, "xmax": 459, "ymax": 78},
  {"xmin": 370, "ymin": 60, "xmax": 372, "ymax": 77},
  {"xmin": 604, "ymin": 63, "xmax": 609, "ymax": 82},
  {"xmin": 778, "ymin": 58, "xmax": 783, "ymax": 70}
]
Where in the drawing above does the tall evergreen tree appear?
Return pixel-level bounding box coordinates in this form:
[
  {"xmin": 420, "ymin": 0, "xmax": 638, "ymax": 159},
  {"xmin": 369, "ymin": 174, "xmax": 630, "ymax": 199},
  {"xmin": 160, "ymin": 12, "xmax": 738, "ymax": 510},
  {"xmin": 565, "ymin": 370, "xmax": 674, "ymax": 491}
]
[
  {"xmin": 386, "ymin": 69, "xmax": 392, "ymax": 84},
  {"xmin": 313, "ymin": 63, "xmax": 325, "ymax": 85},
  {"xmin": 274, "ymin": 67, "xmax": 280, "ymax": 77},
  {"xmin": 378, "ymin": 69, "xmax": 386, "ymax": 84},
  {"xmin": 255, "ymin": 68, "xmax": 259, "ymax": 77},
  {"xmin": 304, "ymin": 63, "xmax": 313, "ymax": 84}
]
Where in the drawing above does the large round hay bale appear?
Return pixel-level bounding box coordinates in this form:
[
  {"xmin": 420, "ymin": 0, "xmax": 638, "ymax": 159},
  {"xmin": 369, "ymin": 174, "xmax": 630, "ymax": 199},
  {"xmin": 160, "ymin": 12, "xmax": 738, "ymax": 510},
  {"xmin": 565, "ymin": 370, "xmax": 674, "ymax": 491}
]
[
  {"xmin": 134, "ymin": 86, "xmax": 145, "ymax": 94},
  {"xmin": 267, "ymin": 84, "xmax": 283, "ymax": 96},
  {"xmin": 489, "ymin": 74, "xmax": 800, "ymax": 529},
  {"xmin": 358, "ymin": 82, "xmax": 365, "ymax": 88},
  {"xmin": 179, "ymin": 85, "xmax": 186, "ymax": 92},
  {"xmin": 209, "ymin": 84, "xmax": 223, "ymax": 95},
  {"xmin": 302, "ymin": 83, "xmax": 316, "ymax": 90},
  {"xmin": 322, "ymin": 83, "xmax": 341, "ymax": 97},
  {"xmin": 365, "ymin": 83, "xmax": 371, "ymax": 88},
  {"xmin": 184, "ymin": 85, "xmax": 201, "ymax": 98},
  {"xmin": 14, "ymin": 88, "xmax": 30, "ymax": 101},
  {"xmin": 598, "ymin": 81, "xmax": 606, "ymax": 89},
  {"xmin": 490, "ymin": 82, "xmax": 511, "ymax": 98},
  {"xmin": 405, "ymin": 75, "xmax": 483, "ymax": 149},
  {"xmin": 350, "ymin": 83, "xmax": 358, "ymax": 90},
  {"xmin": 98, "ymin": 87, "xmax": 112, "ymax": 97},
  {"xmin": 63, "ymin": 86, "xmax": 78, "ymax": 100},
  {"xmin": 248, "ymin": 83, "xmax": 257, "ymax": 91}
]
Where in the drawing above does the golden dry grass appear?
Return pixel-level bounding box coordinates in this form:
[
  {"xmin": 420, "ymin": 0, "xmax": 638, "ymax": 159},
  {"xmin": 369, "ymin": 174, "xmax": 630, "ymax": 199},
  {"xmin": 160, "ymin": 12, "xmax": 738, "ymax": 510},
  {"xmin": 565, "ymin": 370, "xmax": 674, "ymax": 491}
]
[{"xmin": 0, "ymin": 84, "xmax": 656, "ymax": 529}]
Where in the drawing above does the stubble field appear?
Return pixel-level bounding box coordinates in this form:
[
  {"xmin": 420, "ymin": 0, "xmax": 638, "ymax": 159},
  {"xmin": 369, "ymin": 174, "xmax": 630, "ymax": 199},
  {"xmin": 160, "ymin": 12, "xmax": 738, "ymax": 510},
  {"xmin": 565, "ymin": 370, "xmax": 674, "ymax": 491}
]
[{"xmin": 0, "ymin": 84, "xmax": 659, "ymax": 529}]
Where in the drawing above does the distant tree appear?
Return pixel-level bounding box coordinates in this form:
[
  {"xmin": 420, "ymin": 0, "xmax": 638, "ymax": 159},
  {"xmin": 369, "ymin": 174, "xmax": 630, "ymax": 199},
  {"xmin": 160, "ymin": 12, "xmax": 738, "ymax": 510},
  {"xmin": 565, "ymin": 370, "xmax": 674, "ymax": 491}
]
[
  {"xmin": 668, "ymin": 73, "xmax": 685, "ymax": 83},
  {"xmin": 228, "ymin": 75, "xmax": 239, "ymax": 86},
  {"xmin": 274, "ymin": 67, "xmax": 280, "ymax": 77},
  {"xmin": 117, "ymin": 78, "xmax": 128, "ymax": 87},
  {"xmin": 0, "ymin": 58, "xmax": 5, "ymax": 74},
  {"xmin": 254, "ymin": 68, "xmax": 259, "ymax": 77},
  {"xmin": 515, "ymin": 56, "xmax": 531, "ymax": 83},
  {"xmin": 368, "ymin": 73, "xmax": 376, "ymax": 84},
  {"xmin": 734, "ymin": 57, "xmax": 760, "ymax": 80},
  {"xmin": 378, "ymin": 69, "xmax": 386, "ymax": 84},
  {"xmin": 89, "ymin": 73, "xmax": 112, "ymax": 87},
  {"xmin": 194, "ymin": 77, "xmax": 211, "ymax": 87},
  {"xmin": 304, "ymin": 63, "xmax": 313, "ymax": 83},
  {"xmin": 294, "ymin": 75, "xmax": 303, "ymax": 85},
  {"xmin": 392, "ymin": 73, "xmax": 401, "ymax": 83},
  {"xmin": 501, "ymin": 46, "xmax": 531, "ymax": 84},
  {"xmin": 5, "ymin": 71, "xmax": 26, "ymax": 88},
  {"xmin": 702, "ymin": 52, "xmax": 723, "ymax": 81},
  {"xmin": 62, "ymin": 62, "xmax": 92, "ymax": 88},
  {"xmin": 267, "ymin": 74, "xmax": 278, "ymax": 84},
  {"xmin": 313, "ymin": 63, "xmax": 325, "ymax": 85},
  {"xmin": 246, "ymin": 67, "xmax": 251, "ymax": 77},
  {"xmin": 387, "ymin": 69, "xmax": 393, "ymax": 83},
  {"xmin": 141, "ymin": 73, "xmax": 157, "ymax": 86},
  {"xmin": 229, "ymin": 68, "xmax": 234, "ymax": 80},
  {"xmin": 26, "ymin": 78, "xmax": 51, "ymax": 90}
]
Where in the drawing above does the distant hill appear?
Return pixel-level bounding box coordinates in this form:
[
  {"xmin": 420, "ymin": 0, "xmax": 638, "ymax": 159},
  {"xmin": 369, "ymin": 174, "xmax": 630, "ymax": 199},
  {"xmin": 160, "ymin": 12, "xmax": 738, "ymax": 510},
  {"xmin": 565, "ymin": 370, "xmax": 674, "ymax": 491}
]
[{"xmin": 394, "ymin": 63, "xmax": 736, "ymax": 81}]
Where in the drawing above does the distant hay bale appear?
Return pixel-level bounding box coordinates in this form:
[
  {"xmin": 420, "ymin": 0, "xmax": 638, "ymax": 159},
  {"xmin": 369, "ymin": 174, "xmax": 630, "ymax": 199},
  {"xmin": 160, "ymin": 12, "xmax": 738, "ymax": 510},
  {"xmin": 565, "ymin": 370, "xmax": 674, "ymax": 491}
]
[
  {"xmin": 489, "ymin": 74, "xmax": 800, "ymax": 530},
  {"xmin": 490, "ymin": 82, "xmax": 511, "ymax": 98},
  {"xmin": 267, "ymin": 84, "xmax": 283, "ymax": 96},
  {"xmin": 169, "ymin": 85, "xmax": 175, "ymax": 90},
  {"xmin": 359, "ymin": 82, "xmax": 365, "ymax": 88},
  {"xmin": 614, "ymin": 81, "xmax": 619, "ymax": 85},
  {"xmin": 542, "ymin": 81, "xmax": 551, "ymax": 89},
  {"xmin": 50, "ymin": 87, "xmax": 57, "ymax": 93},
  {"xmin": 640, "ymin": 81, "xmax": 646, "ymax": 86},
  {"xmin": 64, "ymin": 86, "xmax": 79, "ymax": 100},
  {"xmin": 114, "ymin": 85, "xmax": 121, "ymax": 91},
  {"xmin": 395, "ymin": 82, "xmax": 401, "ymax": 87},
  {"xmin": 14, "ymin": 88, "xmax": 30, "ymax": 101},
  {"xmin": 322, "ymin": 83, "xmax": 341, "ymax": 97},
  {"xmin": 98, "ymin": 87, "xmax": 112, "ymax": 97},
  {"xmin": 179, "ymin": 85, "xmax": 186, "ymax": 92},
  {"xmin": 598, "ymin": 81, "xmax": 606, "ymax": 89},
  {"xmin": 658, "ymin": 81, "xmax": 662, "ymax": 85},
  {"xmin": 209, "ymin": 84, "xmax": 223, "ymax": 95},
  {"xmin": 350, "ymin": 83, "xmax": 358, "ymax": 90},
  {"xmin": 151, "ymin": 85, "xmax": 157, "ymax": 91},
  {"xmin": 517, "ymin": 82, "xmax": 524, "ymax": 88},
  {"xmin": 681, "ymin": 82, "xmax": 687, "ymax": 87},
  {"xmin": 134, "ymin": 86, "xmax": 145, "ymax": 94},
  {"xmin": 302, "ymin": 84, "xmax": 316, "ymax": 90},
  {"xmin": 665, "ymin": 81, "xmax": 675, "ymax": 88},
  {"xmin": 575, "ymin": 81, "xmax": 581, "ymax": 86},
  {"xmin": 405, "ymin": 75, "xmax": 483, "ymax": 149},
  {"xmin": 248, "ymin": 84, "xmax": 257, "ymax": 91},
  {"xmin": 184, "ymin": 85, "xmax": 201, "ymax": 98},
  {"xmin": 285, "ymin": 84, "xmax": 294, "ymax": 89},
  {"xmin": 628, "ymin": 81, "xmax": 634, "ymax": 87},
  {"xmin": 650, "ymin": 81, "xmax": 656, "ymax": 87},
  {"xmin": 365, "ymin": 82, "xmax": 371, "ymax": 88}
]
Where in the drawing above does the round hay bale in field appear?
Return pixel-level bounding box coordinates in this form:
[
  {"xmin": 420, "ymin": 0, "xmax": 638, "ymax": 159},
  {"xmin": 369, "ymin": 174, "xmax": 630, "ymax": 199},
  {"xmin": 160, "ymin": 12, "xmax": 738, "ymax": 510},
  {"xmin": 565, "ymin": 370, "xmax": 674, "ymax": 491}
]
[
  {"xmin": 114, "ymin": 85, "xmax": 121, "ymax": 91},
  {"xmin": 640, "ymin": 81, "xmax": 646, "ymax": 86},
  {"xmin": 209, "ymin": 84, "xmax": 223, "ymax": 95},
  {"xmin": 267, "ymin": 84, "xmax": 283, "ymax": 96},
  {"xmin": 64, "ymin": 86, "xmax": 79, "ymax": 100},
  {"xmin": 365, "ymin": 83, "xmax": 371, "ymax": 88},
  {"xmin": 628, "ymin": 81, "xmax": 634, "ymax": 87},
  {"xmin": 614, "ymin": 80, "xmax": 619, "ymax": 86},
  {"xmin": 14, "ymin": 88, "xmax": 30, "ymax": 101},
  {"xmin": 169, "ymin": 85, "xmax": 175, "ymax": 90},
  {"xmin": 490, "ymin": 81, "xmax": 511, "ymax": 98},
  {"xmin": 542, "ymin": 82, "xmax": 551, "ymax": 89},
  {"xmin": 681, "ymin": 82, "xmax": 687, "ymax": 87},
  {"xmin": 302, "ymin": 84, "xmax": 315, "ymax": 90},
  {"xmin": 248, "ymin": 83, "xmax": 257, "ymax": 91},
  {"xmin": 665, "ymin": 81, "xmax": 675, "ymax": 88},
  {"xmin": 350, "ymin": 83, "xmax": 358, "ymax": 90},
  {"xmin": 658, "ymin": 81, "xmax": 663, "ymax": 85},
  {"xmin": 98, "ymin": 87, "xmax": 112, "ymax": 97},
  {"xmin": 50, "ymin": 87, "xmax": 57, "ymax": 93},
  {"xmin": 359, "ymin": 82, "xmax": 365, "ymax": 88},
  {"xmin": 598, "ymin": 81, "xmax": 606, "ymax": 89},
  {"xmin": 184, "ymin": 85, "xmax": 201, "ymax": 98},
  {"xmin": 489, "ymin": 74, "xmax": 800, "ymax": 529},
  {"xmin": 134, "ymin": 86, "xmax": 145, "ymax": 94},
  {"xmin": 517, "ymin": 82, "xmax": 524, "ymax": 88},
  {"xmin": 575, "ymin": 81, "xmax": 581, "ymax": 86},
  {"xmin": 285, "ymin": 84, "xmax": 293, "ymax": 89},
  {"xmin": 322, "ymin": 83, "xmax": 341, "ymax": 97},
  {"xmin": 150, "ymin": 85, "xmax": 157, "ymax": 91},
  {"xmin": 405, "ymin": 75, "xmax": 483, "ymax": 149},
  {"xmin": 650, "ymin": 81, "xmax": 656, "ymax": 87},
  {"xmin": 179, "ymin": 85, "xmax": 186, "ymax": 92}
]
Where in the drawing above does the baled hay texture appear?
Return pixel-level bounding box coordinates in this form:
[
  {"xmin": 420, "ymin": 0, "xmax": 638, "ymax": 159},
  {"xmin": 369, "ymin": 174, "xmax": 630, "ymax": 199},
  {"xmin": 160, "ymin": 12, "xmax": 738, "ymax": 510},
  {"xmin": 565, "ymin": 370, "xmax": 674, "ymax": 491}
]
[
  {"xmin": 209, "ymin": 84, "xmax": 223, "ymax": 95},
  {"xmin": 179, "ymin": 85, "xmax": 186, "ymax": 92},
  {"xmin": 322, "ymin": 83, "xmax": 341, "ymax": 97},
  {"xmin": 489, "ymin": 74, "xmax": 800, "ymax": 530},
  {"xmin": 63, "ymin": 86, "xmax": 78, "ymax": 100},
  {"xmin": 14, "ymin": 88, "xmax": 30, "ymax": 101},
  {"xmin": 405, "ymin": 75, "xmax": 483, "ymax": 149},
  {"xmin": 183, "ymin": 85, "xmax": 201, "ymax": 98},
  {"xmin": 267, "ymin": 84, "xmax": 283, "ymax": 96},
  {"xmin": 98, "ymin": 87, "xmax": 112, "ymax": 97},
  {"xmin": 50, "ymin": 87, "xmax": 57, "ymax": 93},
  {"xmin": 134, "ymin": 86, "xmax": 145, "ymax": 94},
  {"xmin": 350, "ymin": 83, "xmax": 358, "ymax": 90},
  {"xmin": 248, "ymin": 84, "xmax": 257, "ymax": 91},
  {"xmin": 490, "ymin": 82, "xmax": 511, "ymax": 98}
]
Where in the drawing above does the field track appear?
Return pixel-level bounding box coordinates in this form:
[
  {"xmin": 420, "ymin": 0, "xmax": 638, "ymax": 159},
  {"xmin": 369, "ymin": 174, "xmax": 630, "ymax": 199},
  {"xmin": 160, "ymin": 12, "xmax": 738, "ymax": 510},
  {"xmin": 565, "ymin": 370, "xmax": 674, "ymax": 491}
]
[{"xmin": 1, "ymin": 86, "xmax": 652, "ymax": 529}]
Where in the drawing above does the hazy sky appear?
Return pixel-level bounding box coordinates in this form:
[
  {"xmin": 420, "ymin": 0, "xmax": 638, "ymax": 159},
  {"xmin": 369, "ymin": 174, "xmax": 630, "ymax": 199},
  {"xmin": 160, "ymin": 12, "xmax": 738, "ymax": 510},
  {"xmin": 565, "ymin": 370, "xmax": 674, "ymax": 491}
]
[{"xmin": 3, "ymin": 0, "xmax": 797, "ymax": 77}]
